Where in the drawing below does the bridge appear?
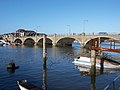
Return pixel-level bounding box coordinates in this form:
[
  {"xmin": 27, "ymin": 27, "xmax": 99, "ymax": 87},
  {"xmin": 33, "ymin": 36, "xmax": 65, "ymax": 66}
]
[{"xmin": 3, "ymin": 33, "xmax": 120, "ymax": 47}]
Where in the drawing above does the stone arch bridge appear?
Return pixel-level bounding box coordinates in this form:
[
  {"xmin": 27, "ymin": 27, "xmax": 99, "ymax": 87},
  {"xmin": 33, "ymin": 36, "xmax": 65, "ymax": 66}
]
[{"xmin": 6, "ymin": 34, "xmax": 120, "ymax": 47}]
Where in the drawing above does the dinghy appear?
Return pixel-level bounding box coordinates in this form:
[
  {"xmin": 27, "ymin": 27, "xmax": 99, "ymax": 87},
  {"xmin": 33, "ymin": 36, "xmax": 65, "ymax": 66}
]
[{"xmin": 17, "ymin": 80, "xmax": 42, "ymax": 90}]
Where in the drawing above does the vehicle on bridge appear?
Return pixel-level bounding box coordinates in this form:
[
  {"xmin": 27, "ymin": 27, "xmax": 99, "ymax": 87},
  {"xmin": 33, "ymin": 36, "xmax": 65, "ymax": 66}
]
[{"xmin": 98, "ymin": 32, "xmax": 108, "ymax": 35}]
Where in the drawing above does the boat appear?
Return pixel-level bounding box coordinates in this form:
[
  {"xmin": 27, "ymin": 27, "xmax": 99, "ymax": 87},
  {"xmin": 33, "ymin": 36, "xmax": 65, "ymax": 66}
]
[
  {"xmin": 72, "ymin": 56, "xmax": 120, "ymax": 69},
  {"xmin": 0, "ymin": 40, "xmax": 10, "ymax": 46},
  {"xmin": 0, "ymin": 40, "xmax": 4, "ymax": 46},
  {"xmin": 17, "ymin": 80, "xmax": 42, "ymax": 90},
  {"xmin": 7, "ymin": 62, "xmax": 19, "ymax": 69}
]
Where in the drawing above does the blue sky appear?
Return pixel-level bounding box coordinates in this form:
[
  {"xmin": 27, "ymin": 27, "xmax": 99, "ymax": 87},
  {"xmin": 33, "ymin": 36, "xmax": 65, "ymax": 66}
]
[{"xmin": 0, "ymin": 0, "xmax": 120, "ymax": 34}]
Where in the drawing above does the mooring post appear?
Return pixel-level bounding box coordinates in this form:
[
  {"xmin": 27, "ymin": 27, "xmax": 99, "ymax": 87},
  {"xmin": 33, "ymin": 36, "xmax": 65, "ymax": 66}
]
[
  {"xmin": 43, "ymin": 61, "xmax": 47, "ymax": 90},
  {"xmin": 100, "ymin": 58, "xmax": 104, "ymax": 74},
  {"xmin": 98, "ymin": 37, "xmax": 101, "ymax": 55},
  {"xmin": 100, "ymin": 52, "xmax": 104, "ymax": 74},
  {"xmin": 42, "ymin": 34, "xmax": 47, "ymax": 90},
  {"xmin": 43, "ymin": 34, "xmax": 47, "ymax": 61},
  {"xmin": 90, "ymin": 50, "xmax": 96, "ymax": 90},
  {"xmin": 113, "ymin": 41, "xmax": 115, "ymax": 49}
]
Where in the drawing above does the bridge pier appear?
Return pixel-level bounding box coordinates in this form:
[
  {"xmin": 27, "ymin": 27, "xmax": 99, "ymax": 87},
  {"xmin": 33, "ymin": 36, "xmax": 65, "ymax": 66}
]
[
  {"xmin": 80, "ymin": 32, "xmax": 85, "ymax": 48},
  {"xmin": 80, "ymin": 42, "xmax": 85, "ymax": 48},
  {"xmin": 34, "ymin": 42, "xmax": 38, "ymax": 46},
  {"xmin": 52, "ymin": 34, "xmax": 57, "ymax": 47},
  {"xmin": 52, "ymin": 43, "xmax": 56, "ymax": 47}
]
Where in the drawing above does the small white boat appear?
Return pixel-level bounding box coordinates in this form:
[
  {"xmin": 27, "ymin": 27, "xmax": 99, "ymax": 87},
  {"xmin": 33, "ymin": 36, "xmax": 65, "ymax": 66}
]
[
  {"xmin": 0, "ymin": 40, "xmax": 4, "ymax": 46},
  {"xmin": 17, "ymin": 80, "xmax": 41, "ymax": 90},
  {"xmin": 0, "ymin": 40, "xmax": 10, "ymax": 46},
  {"xmin": 72, "ymin": 56, "xmax": 120, "ymax": 69}
]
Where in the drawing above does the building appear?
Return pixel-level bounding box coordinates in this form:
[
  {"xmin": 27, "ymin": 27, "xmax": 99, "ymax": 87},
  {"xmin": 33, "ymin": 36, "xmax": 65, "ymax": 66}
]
[{"xmin": 16, "ymin": 29, "xmax": 36, "ymax": 37}]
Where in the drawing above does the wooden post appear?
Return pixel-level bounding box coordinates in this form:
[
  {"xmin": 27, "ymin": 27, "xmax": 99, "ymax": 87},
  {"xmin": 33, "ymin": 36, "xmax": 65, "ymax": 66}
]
[
  {"xmin": 42, "ymin": 34, "xmax": 47, "ymax": 90},
  {"xmin": 43, "ymin": 34, "xmax": 47, "ymax": 60},
  {"xmin": 100, "ymin": 58, "xmax": 104, "ymax": 74},
  {"xmin": 113, "ymin": 41, "xmax": 115, "ymax": 49},
  {"xmin": 43, "ymin": 61, "xmax": 47, "ymax": 90},
  {"xmin": 98, "ymin": 37, "xmax": 101, "ymax": 55},
  {"xmin": 98, "ymin": 37, "xmax": 101, "ymax": 48},
  {"xmin": 110, "ymin": 40, "xmax": 112, "ymax": 49},
  {"xmin": 90, "ymin": 50, "xmax": 96, "ymax": 90}
]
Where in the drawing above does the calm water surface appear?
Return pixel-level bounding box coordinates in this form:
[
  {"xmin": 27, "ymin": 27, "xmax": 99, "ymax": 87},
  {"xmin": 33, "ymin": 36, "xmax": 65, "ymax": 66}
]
[{"xmin": 0, "ymin": 44, "xmax": 120, "ymax": 90}]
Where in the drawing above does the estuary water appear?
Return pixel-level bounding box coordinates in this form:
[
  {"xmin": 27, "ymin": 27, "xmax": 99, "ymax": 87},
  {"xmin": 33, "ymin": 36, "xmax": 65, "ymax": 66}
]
[{"xmin": 0, "ymin": 43, "xmax": 120, "ymax": 90}]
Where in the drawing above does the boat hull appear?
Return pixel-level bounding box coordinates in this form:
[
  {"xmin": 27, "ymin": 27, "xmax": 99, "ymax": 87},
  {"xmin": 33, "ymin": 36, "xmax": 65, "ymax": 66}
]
[
  {"xmin": 73, "ymin": 56, "xmax": 120, "ymax": 69},
  {"xmin": 17, "ymin": 80, "xmax": 41, "ymax": 90}
]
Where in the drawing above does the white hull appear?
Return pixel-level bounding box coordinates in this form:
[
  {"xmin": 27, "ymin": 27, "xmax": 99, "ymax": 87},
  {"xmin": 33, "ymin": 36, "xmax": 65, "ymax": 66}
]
[
  {"xmin": 18, "ymin": 84, "xmax": 29, "ymax": 90},
  {"xmin": 17, "ymin": 80, "xmax": 28, "ymax": 90},
  {"xmin": 17, "ymin": 80, "xmax": 41, "ymax": 90},
  {"xmin": 0, "ymin": 40, "xmax": 10, "ymax": 46},
  {"xmin": 73, "ymin": 56, "xmax": 120, "ymax": 69}
]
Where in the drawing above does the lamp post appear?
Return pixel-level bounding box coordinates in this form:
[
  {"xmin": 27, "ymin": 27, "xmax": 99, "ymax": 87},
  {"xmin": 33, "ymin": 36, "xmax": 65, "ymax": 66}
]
[
  {"xmin": 35, "ymin": 26, "xmax": 40, "ymax": 46},
  {"xmin": 83, "ymin": 20, "xmax": 88, "ymax": 33},
  {"xmin": 36, "ymin": 26, "xmax": 40, "ymax": 34},
  {"xmin": 67, "ymin": 25, "xmax": 71, "ymax": 35}
]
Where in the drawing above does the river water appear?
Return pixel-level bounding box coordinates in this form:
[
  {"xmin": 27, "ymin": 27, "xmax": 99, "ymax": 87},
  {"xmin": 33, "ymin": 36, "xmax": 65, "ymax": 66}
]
[{"xmin": 0, "ymin": 43, "xmax": 120, "ymax": 90}]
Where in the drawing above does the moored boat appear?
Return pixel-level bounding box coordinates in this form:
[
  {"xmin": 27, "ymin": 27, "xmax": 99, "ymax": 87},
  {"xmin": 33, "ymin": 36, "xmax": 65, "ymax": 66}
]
[
  {"xmin": 0, "ymin": 40, "xmax": 10, "ymax": 46},
  {"xmin": 7, "ymin": 62, "xmax": 19, "ymax": 69},
  {"xmin": 17, "ymin": 80, "xmax": 42, "ymax": 90},
  {"xmin": 73, "ymin": 56, "xmax": 120, "ymax": 69}
]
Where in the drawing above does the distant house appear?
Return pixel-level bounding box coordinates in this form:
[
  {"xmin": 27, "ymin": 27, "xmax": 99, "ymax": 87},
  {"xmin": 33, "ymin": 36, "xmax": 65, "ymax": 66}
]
[
  {"xmin": 16, "ymin": 29, "xmax": 36, "ymax": 37},
  {"xmin": 1, "ymin": 29, "xmax": 46, "ymax": 40}
]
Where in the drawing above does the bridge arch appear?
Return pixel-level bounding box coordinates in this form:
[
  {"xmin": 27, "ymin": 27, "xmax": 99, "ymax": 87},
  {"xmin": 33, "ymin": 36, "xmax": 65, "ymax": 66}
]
[
  {"xmin": 37, "ymin": 38, "xmax": 52, "ymax": 47},
  {"xmin": 56, "ymin": 37, "xmax": 80, "ymax": 47},
  {"xmin": 84, "ymin": 36, "xmax": 118, "ymax": 48},
  {"xmin": 24, "ymin": 38, "xmax": 35, "ymax": 46},
  {"xmin": 14, "ymin": 38, "xmax": 22, "ymax": 44}
]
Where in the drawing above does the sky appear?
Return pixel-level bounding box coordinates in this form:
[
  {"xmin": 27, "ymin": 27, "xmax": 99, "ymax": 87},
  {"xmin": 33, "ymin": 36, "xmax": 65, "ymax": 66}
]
[{"xmin": 0, "ymin": 0, "xmax": 120, "ymax": 34}]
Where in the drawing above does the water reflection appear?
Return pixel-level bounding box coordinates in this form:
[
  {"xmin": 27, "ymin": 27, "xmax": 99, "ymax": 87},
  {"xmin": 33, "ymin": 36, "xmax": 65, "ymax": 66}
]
[
  {"xmin": 43, "ymin": 58, "xmax": 47, "ymax": 90},
  {"xmin": 90, "ymin": 66, "xmax": 96, "ymax": 90},
  {"xmin": 7, "ymin": 68, "xmax": 16, "ymax": 73}
]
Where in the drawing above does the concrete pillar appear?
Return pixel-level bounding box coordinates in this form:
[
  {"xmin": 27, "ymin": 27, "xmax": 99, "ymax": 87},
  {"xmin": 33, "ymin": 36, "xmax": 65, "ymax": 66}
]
[
  {"xmin": 52, "ymin": 34, "xmax": 57, "ymax": 47},
  {"xmin": 80, "ymin": 42, "xmax": 85, "ymax": 48},
  {"xmin": 34, "ymin": 42, "xmax": 37, "ymax": 46},
  {"xmin": 35, "ymin": 34, "xmax": 38, "ymax": 45},
  {"xmin": 52, "ymin": 42, "xmax": 56, "ymax": 47},
  {"xmin": 81, "ymin": 33, "xmax": 85, "ymax": 48}
]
